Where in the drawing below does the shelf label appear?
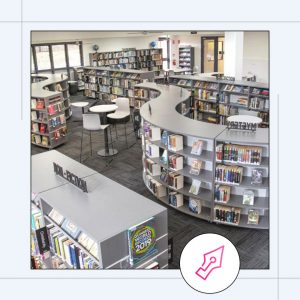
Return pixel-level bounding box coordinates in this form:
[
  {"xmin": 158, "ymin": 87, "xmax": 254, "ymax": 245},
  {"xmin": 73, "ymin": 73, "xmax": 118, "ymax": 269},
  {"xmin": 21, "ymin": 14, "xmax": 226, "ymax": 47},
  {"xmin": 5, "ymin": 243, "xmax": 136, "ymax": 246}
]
[
  {"xmin": 227, "ymin": 121, "xmax": 257, "ymax": 131},
  {"xmin": 53, "ymin": 162, "xmax": 88, "ymax": 193}
]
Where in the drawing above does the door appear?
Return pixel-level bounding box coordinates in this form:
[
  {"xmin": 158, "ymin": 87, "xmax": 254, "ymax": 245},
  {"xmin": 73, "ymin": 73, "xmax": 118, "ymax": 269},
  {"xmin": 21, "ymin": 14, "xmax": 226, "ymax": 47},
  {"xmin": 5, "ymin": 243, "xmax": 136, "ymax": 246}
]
[{"xmin": 201, "ymin": 36, "xmax": 224, "ymax": 74}]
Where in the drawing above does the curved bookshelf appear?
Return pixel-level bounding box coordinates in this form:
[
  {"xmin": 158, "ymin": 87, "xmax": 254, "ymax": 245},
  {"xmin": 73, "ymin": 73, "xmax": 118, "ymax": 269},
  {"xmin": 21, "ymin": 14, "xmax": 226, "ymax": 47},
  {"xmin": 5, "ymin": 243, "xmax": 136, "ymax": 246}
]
[{"xmin": 139, "ymin": 82, "xmax": 269, "ymax": 229}]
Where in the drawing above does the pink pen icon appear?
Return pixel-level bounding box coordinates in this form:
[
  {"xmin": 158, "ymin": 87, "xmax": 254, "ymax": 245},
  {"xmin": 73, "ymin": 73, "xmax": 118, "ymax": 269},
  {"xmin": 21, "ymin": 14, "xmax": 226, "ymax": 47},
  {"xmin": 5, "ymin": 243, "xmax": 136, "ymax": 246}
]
[{"xmin": 195, "ymin": 245, "xmax": 224, "ymax": 280}]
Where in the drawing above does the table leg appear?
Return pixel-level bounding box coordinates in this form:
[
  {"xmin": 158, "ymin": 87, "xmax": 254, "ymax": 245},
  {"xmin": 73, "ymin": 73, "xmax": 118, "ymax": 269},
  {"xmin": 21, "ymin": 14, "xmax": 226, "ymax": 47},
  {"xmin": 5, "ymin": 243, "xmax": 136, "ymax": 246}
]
[{"xmin": 97, "ymin": 113, "xmax": 118, "ymax": 157}]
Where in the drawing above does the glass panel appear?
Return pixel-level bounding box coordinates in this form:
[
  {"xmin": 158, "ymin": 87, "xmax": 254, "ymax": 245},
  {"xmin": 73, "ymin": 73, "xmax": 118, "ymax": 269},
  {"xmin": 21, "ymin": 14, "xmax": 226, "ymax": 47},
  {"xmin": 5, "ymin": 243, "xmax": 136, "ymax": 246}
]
[
  {"xmin": 203, "ymin": 39, "xmax": 215, "ymax": 73},
  {"xmin": 218, "ymin": 37, "xmax": 224, "ymax": 73},
  {"xmin": 35, "ymin": 45, "xmax": 51, "ymax": 70},
  {"xmin": 52, "ymin": 44, "xmax": 66, "ymax": 68},
  {"xmin": 68, "ymin": 44, "xmax": 81, "ymax": 67}
]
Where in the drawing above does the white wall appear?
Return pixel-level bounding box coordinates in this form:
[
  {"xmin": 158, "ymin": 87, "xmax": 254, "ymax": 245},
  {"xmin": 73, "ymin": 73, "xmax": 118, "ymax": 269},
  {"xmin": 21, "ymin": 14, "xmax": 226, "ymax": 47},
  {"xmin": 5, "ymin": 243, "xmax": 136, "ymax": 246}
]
[
  {"xmin": 171, "ymin": 35, "xmax": 201, "ymax": 70},
  {"xmin": 224, "ymin": 32, "xmax": 244, "ymax": 80},
  {"xmin": 243, "ymin": 32, "xmax": 269, "ymax": 83}
]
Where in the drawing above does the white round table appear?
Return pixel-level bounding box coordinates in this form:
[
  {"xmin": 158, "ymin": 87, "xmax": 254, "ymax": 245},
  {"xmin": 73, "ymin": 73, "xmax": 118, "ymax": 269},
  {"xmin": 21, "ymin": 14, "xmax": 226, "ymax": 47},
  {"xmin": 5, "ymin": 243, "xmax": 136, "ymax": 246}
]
[
  {"xmin": 71, "ymin": 101, "xmax": 89, "ymax": 114},
  {"xmin": 89, "ymin": 104, "xmax": 118, "ymax": 157}
]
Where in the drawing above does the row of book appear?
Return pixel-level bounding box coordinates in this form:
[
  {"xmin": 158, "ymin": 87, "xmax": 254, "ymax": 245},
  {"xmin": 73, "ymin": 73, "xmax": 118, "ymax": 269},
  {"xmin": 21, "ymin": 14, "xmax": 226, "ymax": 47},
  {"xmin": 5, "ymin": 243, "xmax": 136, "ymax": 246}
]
[
  {"xmin": 194, "ymin": 82, "xmax": 218, "ymax": 90},
  {"xmin": 32, "ymin": 98, "xmax": 45, "ymax": 110},
  {"xmin": 169, "ymin": 192, "xmax": 202, "ymax": 214},
  {"xmin": 215, "ymin": 205, "xmax": 241, "ymax": 224},
  {"xmin": 48, "ymin": 101, "xmax": 65, "ymax": 115},
  {"xmin": 32, "ymin": 122, "xmax": 47, "ymax": 134},
  {"xmin": 215, "ymin": 165, "xmax": 243, "ymax": 185},
  {"xmin": 194, "ymin": 89, "xmax": 218, "ymax": 101},
  {"xmin": 47, "ymin": 224, "xmax": 98, "ymax": 269},
  {"xmin": 99, "ymin": 77, "xmax": 137, "ymax": 89},
  {"xmin": 160, "ymin": 169, "xmax": 184, "ymax": 190},
  {"xmin": 31, "ymin": 134, "xmax": 49, "ymax": 146},
  {"xmin": 216, "ymin": 143, "xmax": 263, "ymax": 165},
  {"xmin": 249, "ymin": 97, "xmax": 268, "ymax": 110},
  {"xmin": 145, "ymin": 174, "xmax": 167, "ymax": 198},
  {"xmin": 48, "ymin": 209, "xmax": 99, "ymax": 259}
]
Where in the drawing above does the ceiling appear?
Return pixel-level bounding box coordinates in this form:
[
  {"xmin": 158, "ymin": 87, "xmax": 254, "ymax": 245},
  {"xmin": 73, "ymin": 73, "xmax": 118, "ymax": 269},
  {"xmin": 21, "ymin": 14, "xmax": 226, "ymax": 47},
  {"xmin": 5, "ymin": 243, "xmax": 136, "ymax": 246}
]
[{"xmin": 31, "ymin": 31, "xmax": 225, "ymax": 43}]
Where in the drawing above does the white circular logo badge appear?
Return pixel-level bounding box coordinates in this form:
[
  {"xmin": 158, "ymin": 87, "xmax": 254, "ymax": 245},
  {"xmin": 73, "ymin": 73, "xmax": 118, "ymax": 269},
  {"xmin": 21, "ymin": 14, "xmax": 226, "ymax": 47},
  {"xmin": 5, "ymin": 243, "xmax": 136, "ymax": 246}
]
[{"xmin": 180, "ymin": 233, "xmax": 240, "ymax": 294}]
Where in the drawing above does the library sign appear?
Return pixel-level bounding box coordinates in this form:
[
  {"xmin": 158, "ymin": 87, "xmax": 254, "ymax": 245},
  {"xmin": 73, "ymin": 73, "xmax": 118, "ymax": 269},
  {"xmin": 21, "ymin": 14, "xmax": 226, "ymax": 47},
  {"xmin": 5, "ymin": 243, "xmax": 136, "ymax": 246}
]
[
  {"xmin": 128, "ymin": 218, "xmax": 157, "ymax": 266},
  {"xmin": 53, "ymin": 162, "xmax": 88, "ymax": 193},
  {"xmin": 226, "ymin": 115, "xmax": 262, "ymax": 132}
]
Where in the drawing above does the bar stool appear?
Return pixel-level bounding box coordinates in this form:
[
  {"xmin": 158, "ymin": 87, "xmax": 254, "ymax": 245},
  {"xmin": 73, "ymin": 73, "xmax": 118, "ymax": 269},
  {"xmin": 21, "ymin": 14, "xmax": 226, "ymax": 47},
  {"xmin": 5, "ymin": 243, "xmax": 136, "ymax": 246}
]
[
  {"xmin": 80, "ymin": 114, "xmax": 114, "ymax": 162},
  {"xmin": 107, "ymin": 97, "xmax": 131, "ymax": 148}
]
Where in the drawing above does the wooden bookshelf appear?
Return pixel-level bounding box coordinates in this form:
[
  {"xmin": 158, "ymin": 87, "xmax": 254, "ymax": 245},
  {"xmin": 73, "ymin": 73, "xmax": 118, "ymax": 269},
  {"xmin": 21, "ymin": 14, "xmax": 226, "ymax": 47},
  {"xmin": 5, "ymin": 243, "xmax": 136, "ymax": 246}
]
[
  {"xmin": 89, "ymin": 48, "xmax": 163, "ymax": 75},
  {"xmin": 83, "ymin": 67, "xmax": 155, "ymax": 105}
]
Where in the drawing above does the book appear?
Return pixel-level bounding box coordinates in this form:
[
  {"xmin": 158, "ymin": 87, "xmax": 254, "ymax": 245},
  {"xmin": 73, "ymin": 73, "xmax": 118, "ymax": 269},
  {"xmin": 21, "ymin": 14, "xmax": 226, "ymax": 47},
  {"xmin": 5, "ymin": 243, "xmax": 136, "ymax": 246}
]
[
  {"xmin": 48, "ymin": 208, "xmax": 65, "ymax": 225},
  {"xmin": 168, "ymin": 134, "xmax": 183, "ymax": 151},
  {"xmin": 31, "ymin": 111, "xmax": 37, "ymax": 120},
  {"xmin": 190, "ymin": 159, "xmax": 202, "ymax": 175},
  {"xmin": 191, "ymin": 140, "xmax": 204, "ymax": 155},
  {"xmin": 31, "ymin": 98, "xmax": 37, "ymax": 109},
  {"xmin": 41, "ymin": 136, "xmax": 49, "ymax": 146},
  {"xmin": 61, "ymin": 219, "xmax": 81, "ymax": 239},
  {"xmin": 89, "ymin": 242, "xmax": 99, "ymax": 259},
  {"xmin": 77, "ymin": 232, "xmax": 96, "ymax": 251},
  {"xmin": 189, "ymin": 179, "xmax": 201, "ymax": 195},
  {"xmin": 145, "ymin": 158, "xmax": 161, "ymax": 176},
  {"xmin": 215, "ymin": 185, "xmax": 231, "ymax": 203},
  {"xmin": 168, "ymin": 154, "xmax": 183, "ymax": 170},
  {"xmin": 247, "ymin": 209, "xmax": 259, "ymax": 225},
  {"xmin": 168, "ymin": 172, "xmax": 184, "ymax": 189},
  {"xmin": 243, "ymin": 190, "xmax": 255, "ymax": 205},
  {"xmin": 36, "ymin": 99, "xmax": 45, "ymax": 109},
  {"xmin": 215, "ymin": 205, "xmax": 241, "ymax": 224},
  {"xmin": 32, "ymin": 123, "xmax": 39, "ymax": 133},
  {"xmin": 251, "ymin": 169, "xmax": 263, "ymax": 185},
  {"xmin": 168, "ymin": 192, "xmax": 183, "ymax": 207},
  {"xmin": 161, "ymin": 130, "xmax": 168, "ymax": 147},
  {"xmin": 188, "ymin": 198, "xmax": 201, "ymax": 214}
]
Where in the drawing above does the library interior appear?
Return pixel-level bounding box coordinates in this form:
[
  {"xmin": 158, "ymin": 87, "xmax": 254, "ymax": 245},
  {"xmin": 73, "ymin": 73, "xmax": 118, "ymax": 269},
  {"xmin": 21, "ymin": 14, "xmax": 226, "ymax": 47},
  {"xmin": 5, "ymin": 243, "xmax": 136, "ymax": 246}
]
[{"xmin": 31, "ymin": 31, "xmax": 269, "ymax": 270}]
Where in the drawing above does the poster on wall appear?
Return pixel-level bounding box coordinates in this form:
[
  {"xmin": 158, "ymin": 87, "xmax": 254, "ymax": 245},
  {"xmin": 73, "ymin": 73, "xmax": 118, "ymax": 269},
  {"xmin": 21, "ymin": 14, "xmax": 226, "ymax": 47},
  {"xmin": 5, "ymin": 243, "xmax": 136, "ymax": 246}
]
[{"xmin": 127, "ymin": 217, "xmax": 157, "ymax": 266}]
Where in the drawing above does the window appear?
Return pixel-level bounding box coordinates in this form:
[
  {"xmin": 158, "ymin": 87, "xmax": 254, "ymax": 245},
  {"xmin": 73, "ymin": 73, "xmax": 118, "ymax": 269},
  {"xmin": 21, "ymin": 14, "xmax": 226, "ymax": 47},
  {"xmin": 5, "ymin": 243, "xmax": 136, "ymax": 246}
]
[
  {"xmin": 68, "ymin": 44, "xmax": 81, "ymax": 67},
  {"xmin": 35, "ymin": 45, "xmax": 51, "ymax": 70},
  {"xmin": 31, "ymin": 41, "xmax": 83, "ymax": 76},
  {"xmin": 52, "ymin": 44, "xmax": 66, "ymax": 69}
]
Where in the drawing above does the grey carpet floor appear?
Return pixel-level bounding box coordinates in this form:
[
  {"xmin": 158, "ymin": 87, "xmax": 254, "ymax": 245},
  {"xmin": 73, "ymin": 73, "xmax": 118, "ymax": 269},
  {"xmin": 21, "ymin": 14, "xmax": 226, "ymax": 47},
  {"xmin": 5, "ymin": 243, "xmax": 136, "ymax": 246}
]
[{"xmin": 31, "ymin": 92, "xmax": 269, "ymax": 269}]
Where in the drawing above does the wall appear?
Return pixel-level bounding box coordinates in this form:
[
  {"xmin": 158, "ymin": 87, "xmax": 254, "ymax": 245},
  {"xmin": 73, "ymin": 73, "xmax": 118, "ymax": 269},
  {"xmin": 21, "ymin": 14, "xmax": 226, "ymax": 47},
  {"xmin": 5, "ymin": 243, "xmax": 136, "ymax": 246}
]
[
  {"xmin": 224, "ymin": 32, "xmax": 244, "ymax": 80},
  {"xmin": 243, "ymin": 32, "xmax": 269, "ymax": 83}
]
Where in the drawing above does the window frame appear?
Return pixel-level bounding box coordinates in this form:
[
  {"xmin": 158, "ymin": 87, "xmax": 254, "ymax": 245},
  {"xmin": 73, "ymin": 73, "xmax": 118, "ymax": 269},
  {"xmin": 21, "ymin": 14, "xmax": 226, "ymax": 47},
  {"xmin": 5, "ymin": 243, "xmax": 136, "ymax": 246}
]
[{"xmin": 31, "ymin": 41, "xmax": 84, "ymax": 76}]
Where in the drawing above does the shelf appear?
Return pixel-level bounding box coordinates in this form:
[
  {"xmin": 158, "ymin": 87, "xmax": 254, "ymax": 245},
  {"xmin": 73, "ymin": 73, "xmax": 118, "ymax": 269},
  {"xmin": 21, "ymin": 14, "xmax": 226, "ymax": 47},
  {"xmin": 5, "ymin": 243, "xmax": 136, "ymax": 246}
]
[
  {"xmin": 32, "ymin": 119, "xmax": 48, "ymax": 124},
  {"xmin": 194, "ymin": 97, "xmax": 217, "ymax": 103},
  {"xmin": 31, "ymin": 131, "xmax": 49, "ymax": 136},
  {"xmin": 249, "ymin": 93, "xmax": 269, "ymax": 98},
  {"xmin": 44, "ymin": 215, "xmax": 100, "ymax": 266},
  {"xmin": 171, "ymin": 147, "xmax": 214, "ymax": 162},
  {"xmin": 215, "ymin": 176, "xmax": 269, "ymax": 189},
  {"xmin": 151, "ymin": 175, "xmax": 212, "ymax": 202},
  {"xmin": 174, "ymin": 166, "xmax": 213, "ymax": 183},
  {"xmin": 31, "ymin": 108, "xmax": 46, "ymax": 112},
  {"xmin": 216, "ymin": 156, "xmax": 269, "ymax": 168},
  {"xmin": 221, "ymin": 102, "xmax": 248, "ymax": 109},
  {"xmin": 215, "ymin": 214, "xmax": 268, "ymax": 229},
  {"xmin": 221, "ymin": 90, "xmax": 249, "ymax": 96},
  {"xmin": 199, "ymin": 110, "xmax": 218, "ymax": 115},
  {"xmin": 145, "ymin": 184, "xmax": 211, "ymax": 221},
  {"xmin": 215, "ymin": 194, "xmax": 269, "ymax": 210},
  {"xmin": 31, "ymin": 142, "xmax": 50, "ymax": 148}
]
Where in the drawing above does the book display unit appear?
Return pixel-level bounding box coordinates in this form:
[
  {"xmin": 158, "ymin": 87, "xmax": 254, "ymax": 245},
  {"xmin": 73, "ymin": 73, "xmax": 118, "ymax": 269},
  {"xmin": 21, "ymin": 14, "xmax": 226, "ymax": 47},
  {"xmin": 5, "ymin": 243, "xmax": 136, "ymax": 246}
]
[
  {"xmin": 178, "ymin": 45, "xmax": 194, "ymax": 70},
  {"xmin": 31, "ymin": 151, "xmax": 168, "ymax": 269},
  {"xmin": 31, "ymin": 74, "xmax": 71, "ymax": 149},
  {"xmin": 83, "ymin": 67, "xmax": 154, "ymax": 105},
  {"xmin": 139, "ymin": 82, "xmax": 269, "ymax": 229},
  {"xmin": 89, "ymin": 48, "xmax": 163, "ymax": 75},
  {"xmin": 169, "ymin": 75, "xmax": 269, "ymax": 127}
]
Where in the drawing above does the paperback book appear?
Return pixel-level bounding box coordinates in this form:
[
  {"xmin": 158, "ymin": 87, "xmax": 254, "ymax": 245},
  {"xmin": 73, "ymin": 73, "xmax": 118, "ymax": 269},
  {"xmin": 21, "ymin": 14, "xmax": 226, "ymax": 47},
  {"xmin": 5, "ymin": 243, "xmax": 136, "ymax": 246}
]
[
  {"xmin": 189, "ymin": 159, "xmax": 202, "ymax": 175},
  {"xmin": 189, "ymin": 179, "xmax": 201, "ymax": 195}
]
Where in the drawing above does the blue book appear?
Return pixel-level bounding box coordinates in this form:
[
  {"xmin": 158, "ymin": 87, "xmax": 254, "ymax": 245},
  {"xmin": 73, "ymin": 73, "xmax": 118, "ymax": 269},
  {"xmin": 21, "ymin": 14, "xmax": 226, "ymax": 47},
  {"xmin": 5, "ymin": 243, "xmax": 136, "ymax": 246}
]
[{"xmin": 69, "ymin": 244, "xmax": 77, "ymax": 268}]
